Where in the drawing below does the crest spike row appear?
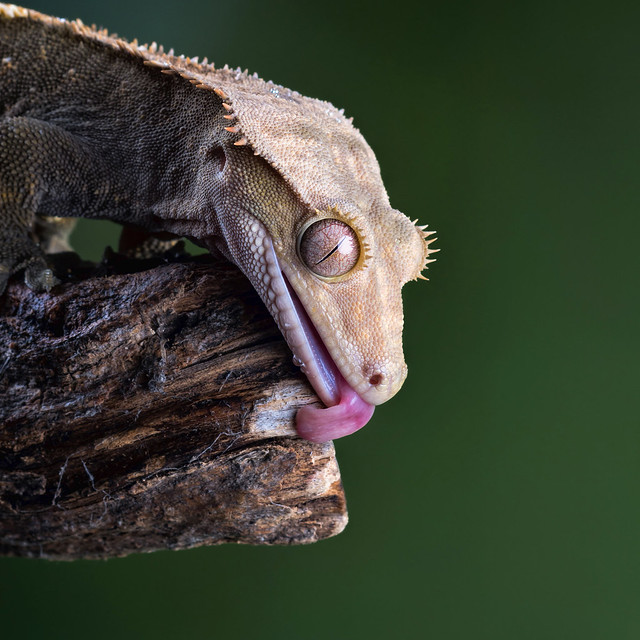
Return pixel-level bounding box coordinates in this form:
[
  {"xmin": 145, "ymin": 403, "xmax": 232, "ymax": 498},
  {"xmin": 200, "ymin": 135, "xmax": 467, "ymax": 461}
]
[{"xmin": 143, "ymin": 60, "xmax": 169, "ymax": 68}]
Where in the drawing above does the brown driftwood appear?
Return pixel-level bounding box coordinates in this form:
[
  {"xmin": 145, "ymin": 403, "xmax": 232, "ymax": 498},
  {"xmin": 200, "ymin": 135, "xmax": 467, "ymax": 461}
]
[{"xmin": 0, "ymin": 254, "xmax": 347, "ymax": 559}]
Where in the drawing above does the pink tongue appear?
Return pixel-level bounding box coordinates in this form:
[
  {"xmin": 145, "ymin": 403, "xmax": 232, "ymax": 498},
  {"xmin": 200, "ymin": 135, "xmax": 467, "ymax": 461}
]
[
  {"xmin": 295, "ymin": 371, "xmax": 375, "ymax": 443},
  {"xmin": 280, "ymin": 273, "xmax": 375, "ymax": 442}
]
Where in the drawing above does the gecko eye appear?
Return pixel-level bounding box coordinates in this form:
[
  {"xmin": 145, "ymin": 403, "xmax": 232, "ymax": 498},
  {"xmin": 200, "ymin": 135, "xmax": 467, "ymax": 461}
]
[{"xmin": 298, "ymin": 219, "xmax": 360, "ymax": 278}]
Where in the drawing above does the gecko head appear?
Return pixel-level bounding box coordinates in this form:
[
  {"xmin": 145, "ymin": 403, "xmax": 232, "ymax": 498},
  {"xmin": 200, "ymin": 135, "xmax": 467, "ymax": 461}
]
[
  {"xmin": 281, "ymin": 202, "xmax": 431, "ymax": 405},
  {"xmin": 214, "ymin": 142, "xmax": 435, "ymax": 442},
  {"xmin": 210, "ymin": 77, "xmax": 436, "ymax": 440}
]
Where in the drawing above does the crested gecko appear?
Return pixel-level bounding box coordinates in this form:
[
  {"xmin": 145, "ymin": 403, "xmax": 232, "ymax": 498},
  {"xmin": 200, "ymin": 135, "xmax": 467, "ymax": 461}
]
[{"xmin": 0, "ymin": 5, "xmax": 437, "ymax": 442}]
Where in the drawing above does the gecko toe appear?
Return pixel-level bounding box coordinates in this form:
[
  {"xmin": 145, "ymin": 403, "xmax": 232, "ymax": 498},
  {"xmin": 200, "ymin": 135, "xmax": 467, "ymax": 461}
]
[{"xmin": 24, "ymin": 258, "xmax": 60, "ymax": 292}]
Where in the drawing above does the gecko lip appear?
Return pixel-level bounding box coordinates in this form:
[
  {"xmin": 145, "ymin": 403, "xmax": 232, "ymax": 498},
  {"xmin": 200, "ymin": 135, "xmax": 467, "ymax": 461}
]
[{"xmin": 263, "ymin": 235, "xmax": 375, "ymax": 442}]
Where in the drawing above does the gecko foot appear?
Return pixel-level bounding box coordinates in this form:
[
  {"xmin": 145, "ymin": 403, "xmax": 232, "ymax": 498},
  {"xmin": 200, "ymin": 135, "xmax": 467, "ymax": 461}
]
[
  {"xmin": 0, "ymin": 234, "xmax": 60, "ymax": 296},
  {"xmin": 23, "ymin": 256, "xmax": 60, "ymax": 292}
]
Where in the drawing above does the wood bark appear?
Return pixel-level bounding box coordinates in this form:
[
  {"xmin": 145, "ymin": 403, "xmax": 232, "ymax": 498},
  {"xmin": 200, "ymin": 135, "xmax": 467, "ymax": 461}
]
[{"xmin": 0, "ymin": 254, "xmax": 347, "ymax": 559}]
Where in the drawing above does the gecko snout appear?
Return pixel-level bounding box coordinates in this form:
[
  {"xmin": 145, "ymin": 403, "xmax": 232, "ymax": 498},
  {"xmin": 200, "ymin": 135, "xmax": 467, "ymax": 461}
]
[{"xmin": 355, "ymin": 359, "xmax": 408, "ymax": 406}]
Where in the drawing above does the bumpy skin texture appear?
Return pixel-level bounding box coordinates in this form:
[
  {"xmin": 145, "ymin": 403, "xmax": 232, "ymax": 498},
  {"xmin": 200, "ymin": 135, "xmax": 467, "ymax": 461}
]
[{"xmin": 0, "ymin": 5, "xmax": 437, "ymax": 440}]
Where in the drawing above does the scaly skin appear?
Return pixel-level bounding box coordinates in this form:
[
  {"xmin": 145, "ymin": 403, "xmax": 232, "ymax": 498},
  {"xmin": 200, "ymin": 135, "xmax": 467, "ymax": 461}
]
[{"xmin": 0, "ymin": 4, "xmax": 437, "ymax": 441}]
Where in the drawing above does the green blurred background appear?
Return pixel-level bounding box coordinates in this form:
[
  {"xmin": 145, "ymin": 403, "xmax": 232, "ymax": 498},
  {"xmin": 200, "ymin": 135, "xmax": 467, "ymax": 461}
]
[{"xmin": 2, "ymin": 0, "xmax": 639, "ymax": 637}]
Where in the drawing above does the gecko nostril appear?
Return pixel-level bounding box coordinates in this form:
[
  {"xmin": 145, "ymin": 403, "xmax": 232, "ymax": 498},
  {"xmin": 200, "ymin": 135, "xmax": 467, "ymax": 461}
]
[{"xmin": 369, "ymin": 374, "xmax": 383, "ymax": 386}]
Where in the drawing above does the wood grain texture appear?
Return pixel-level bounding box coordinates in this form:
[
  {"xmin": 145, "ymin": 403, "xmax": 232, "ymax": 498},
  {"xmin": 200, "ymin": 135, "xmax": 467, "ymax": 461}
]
[{"xmin": 0, "ymin": 255, "xmax": 347, "ymax": 558}]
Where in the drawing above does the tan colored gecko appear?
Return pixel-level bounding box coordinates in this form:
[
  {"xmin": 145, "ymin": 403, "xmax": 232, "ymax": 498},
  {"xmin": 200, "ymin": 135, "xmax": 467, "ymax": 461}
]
[{"xmin": 0, "ymin": 4, "xmax": 437, "ymax": 442}]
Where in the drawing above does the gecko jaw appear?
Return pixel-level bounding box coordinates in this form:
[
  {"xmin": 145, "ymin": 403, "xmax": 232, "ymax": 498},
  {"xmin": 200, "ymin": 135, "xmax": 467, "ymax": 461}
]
[{"xmin": 261, "ymin": 234, "xmax": 375, "ymax": 442}]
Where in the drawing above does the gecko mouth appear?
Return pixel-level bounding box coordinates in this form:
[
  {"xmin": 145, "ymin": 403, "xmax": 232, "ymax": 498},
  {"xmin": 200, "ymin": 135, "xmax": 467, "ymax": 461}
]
[{"xmin": 262, "ymin": 235, "xmax": 375, "ymax": 443}]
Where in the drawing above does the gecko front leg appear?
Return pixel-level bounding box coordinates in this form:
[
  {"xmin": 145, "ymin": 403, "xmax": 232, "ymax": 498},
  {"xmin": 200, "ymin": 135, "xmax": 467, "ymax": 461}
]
[
  {"xmin": 0, "ymin": 115, "xmax": 120, "ymax": 295},
  {"xmin": 0, "ymin": 117, "xmax": 73, "ymax": 294}
]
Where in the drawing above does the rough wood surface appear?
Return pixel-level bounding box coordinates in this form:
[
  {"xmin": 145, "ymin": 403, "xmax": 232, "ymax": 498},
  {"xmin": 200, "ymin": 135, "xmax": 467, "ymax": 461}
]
[{"xmin": 0, "ymin": 254, "xmax": 347, "ymax": 559}]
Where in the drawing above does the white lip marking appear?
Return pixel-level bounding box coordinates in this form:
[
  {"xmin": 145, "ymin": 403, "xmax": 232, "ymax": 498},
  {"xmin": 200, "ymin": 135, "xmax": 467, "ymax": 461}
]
[{"xmin": 262, "ymin": 234, "xmax": 340, "ymax": 406}]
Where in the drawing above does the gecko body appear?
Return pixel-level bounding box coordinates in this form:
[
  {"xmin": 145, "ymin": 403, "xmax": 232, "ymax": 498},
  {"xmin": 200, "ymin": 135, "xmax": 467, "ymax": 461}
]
[{"xmin": 0, "ymin": 5, "xmax": 436, "ymax": 441}]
